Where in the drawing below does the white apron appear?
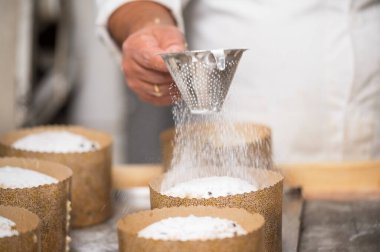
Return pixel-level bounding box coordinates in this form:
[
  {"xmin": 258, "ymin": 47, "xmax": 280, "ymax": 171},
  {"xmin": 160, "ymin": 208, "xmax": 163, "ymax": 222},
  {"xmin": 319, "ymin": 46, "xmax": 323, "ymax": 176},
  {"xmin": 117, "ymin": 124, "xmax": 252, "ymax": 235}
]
[
  {"xmin": 183, "ymin": 0, "xmax": 380, "ymax": 164},
  {"xmin": 97, "ymin": 0, "xmax": 380, "ymax": 164}
]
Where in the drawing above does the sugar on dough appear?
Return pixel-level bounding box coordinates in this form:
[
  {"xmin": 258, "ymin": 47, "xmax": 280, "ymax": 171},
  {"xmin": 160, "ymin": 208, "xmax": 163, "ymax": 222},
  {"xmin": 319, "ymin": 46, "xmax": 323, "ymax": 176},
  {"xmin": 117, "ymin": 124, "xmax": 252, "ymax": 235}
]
[{"xmin": 138, "ymin": 215, "xmax": 247, "ymax": 241}]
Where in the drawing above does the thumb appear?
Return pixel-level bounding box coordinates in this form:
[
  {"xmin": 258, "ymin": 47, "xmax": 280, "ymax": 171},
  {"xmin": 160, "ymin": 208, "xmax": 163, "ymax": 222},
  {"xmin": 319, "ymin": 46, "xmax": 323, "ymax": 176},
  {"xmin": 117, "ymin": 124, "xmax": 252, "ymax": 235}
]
[{"xmin": 166, "ymin": 44, "xmax": 185, "ymax": 53}]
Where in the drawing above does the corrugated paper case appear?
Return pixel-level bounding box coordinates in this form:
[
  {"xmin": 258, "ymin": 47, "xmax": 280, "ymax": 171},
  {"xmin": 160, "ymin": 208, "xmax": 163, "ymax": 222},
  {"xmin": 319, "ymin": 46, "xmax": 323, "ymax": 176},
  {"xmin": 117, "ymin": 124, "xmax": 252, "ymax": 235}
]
[
  {"xmin": 0, "ymin": 157, "xmax": 72, "ymax": 251},
  {"xmin": 0, "ymin": 205, "xmax": 41, "ymax": 252},
  {"xmin": 0, "ymin": 125, "xmax": 113, "ymax": 227},
  {"xmin": 150, "ymin": 169, "xmax": 283, "ymax": 252},
  {"xmin": 117, "ymin": 206, "xmax": 265, "ymax": 252},
  {"xmin": 160, "ymin": 123, "xmax": 272, "ymax": 171}
]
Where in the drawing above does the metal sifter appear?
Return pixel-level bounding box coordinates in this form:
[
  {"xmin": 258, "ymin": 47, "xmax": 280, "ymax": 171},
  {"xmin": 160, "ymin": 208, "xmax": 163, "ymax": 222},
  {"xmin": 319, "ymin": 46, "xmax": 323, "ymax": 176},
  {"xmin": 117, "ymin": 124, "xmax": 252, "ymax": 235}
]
[{"xmin": 161, "ymin": 49, "xmax": 246, "ymax": 114}]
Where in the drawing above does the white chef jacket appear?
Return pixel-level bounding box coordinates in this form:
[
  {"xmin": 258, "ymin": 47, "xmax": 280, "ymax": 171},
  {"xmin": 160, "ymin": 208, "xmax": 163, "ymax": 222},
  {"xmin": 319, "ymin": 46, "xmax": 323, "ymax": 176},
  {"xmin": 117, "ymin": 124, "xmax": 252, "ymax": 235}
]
[{"xmin": 96, "ymin": 0, "xmax": 380, "ymax": 164}]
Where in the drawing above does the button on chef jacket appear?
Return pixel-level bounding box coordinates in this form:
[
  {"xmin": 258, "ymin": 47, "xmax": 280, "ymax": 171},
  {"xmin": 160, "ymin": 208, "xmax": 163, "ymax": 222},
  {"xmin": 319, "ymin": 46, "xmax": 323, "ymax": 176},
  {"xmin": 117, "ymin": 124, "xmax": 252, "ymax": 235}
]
[{"xmin": 96, "ymin": 0, "xmax": 380, "ymax": 164}]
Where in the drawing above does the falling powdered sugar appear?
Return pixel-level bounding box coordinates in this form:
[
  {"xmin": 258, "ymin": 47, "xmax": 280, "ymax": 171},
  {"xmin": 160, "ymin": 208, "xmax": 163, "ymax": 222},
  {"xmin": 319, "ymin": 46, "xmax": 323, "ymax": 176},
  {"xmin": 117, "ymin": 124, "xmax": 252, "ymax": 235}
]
[
  {"xmin": 163, "ymin": 176, "xmax": 257, "ymax": 199},
  {"xmin": 0, "ymin": 216, "xmax": 18, "ymax": 238},
  {"xmin": 12, "ymin": 131, "xmax": 99, "ymax": 153},
  {"xmin": 138, "ymin": 215, "xmax": 246, "ymax": 241},
  {"xmin": 160, "ymin": 100, "xmax": 272, "ymax": 191},
  {"xmin": 0, "ymin": 166, "xmax": 58, "ymax": 189}
]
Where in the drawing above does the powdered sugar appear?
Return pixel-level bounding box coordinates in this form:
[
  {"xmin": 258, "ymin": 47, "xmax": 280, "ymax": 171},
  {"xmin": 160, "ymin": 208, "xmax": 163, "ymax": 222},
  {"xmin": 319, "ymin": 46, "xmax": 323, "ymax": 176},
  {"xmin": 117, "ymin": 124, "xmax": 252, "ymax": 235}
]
[
  {"xmin": 138, "ymin": 215, "xmax": 246, "ymax": 241},
  {"xmin": 0, "ymin": 216, "xmax": 18, "ymax": 238},
  {"xmin": 0, "ymin": 166, "xmax": 58, "ymax": 189},
  {"xmin": 163, "ymin": 176, "xmax": 257, "ymax": 199},
  {"xmin": 12, "ymin": 131, "xmax": 99, "ymax": 153},
  {"xmin": 161, "ymin": 100, "xmax": 271, "ymax": 193}
]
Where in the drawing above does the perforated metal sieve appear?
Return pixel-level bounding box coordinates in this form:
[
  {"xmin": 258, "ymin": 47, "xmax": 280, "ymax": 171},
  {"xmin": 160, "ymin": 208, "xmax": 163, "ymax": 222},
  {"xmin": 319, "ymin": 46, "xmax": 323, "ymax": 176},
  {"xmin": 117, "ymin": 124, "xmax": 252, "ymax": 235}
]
[{"xmin": 161, "ymin": 49, "xmax": 246, "ymax": 114}]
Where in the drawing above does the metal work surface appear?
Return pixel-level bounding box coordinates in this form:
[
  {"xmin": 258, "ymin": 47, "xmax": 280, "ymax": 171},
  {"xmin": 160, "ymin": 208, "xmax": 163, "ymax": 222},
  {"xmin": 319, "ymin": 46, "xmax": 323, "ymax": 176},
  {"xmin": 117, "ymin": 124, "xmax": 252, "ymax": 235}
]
[
  {"xmin": 299, "ymin": 200, "xmax": 380, "ymax": 252},
  {"xmin": 71, "ymin": 188, "xmax": 380, "ymax": 252},
  {"xmin": 282, "ymin": 188, "xmax": 303, "ymax": 252},
  {"xmin": 70, "ymin": 188, "xmax": 151, "ymax": 252}
]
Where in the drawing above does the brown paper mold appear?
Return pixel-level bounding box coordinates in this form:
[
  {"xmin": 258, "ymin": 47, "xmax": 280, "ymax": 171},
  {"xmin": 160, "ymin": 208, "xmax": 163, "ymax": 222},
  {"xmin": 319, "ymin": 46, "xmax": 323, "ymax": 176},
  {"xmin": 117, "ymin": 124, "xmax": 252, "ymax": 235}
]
[
  {"xmin": 149, "ymin": 169, "xmax": 283, "ymax": 252},
  {"xmin": 0, "ymin": 206, "xmax": 41, "ymax": 252},
  {"xmin": 0, "ymin": 125, "xmax": 113, "ymax": 227},
  {"xmin": 160, "ymin": 123, "xmax": 272, "ymax": 171},
  {"xmin": 117, "ymin": 206, "xmax": 265, "ymax": 252},
  {"xmin": 0, "ymin": 157, "xmax": 71, "ymax": 252}
]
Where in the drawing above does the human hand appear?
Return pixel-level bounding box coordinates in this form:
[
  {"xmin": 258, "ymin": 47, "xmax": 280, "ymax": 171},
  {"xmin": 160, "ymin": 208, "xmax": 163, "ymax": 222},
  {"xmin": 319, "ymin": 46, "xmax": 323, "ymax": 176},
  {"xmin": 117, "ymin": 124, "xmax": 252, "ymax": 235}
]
[{"xmin": 121, "ymin": 25, "xmax": 186, "ymax": 106}]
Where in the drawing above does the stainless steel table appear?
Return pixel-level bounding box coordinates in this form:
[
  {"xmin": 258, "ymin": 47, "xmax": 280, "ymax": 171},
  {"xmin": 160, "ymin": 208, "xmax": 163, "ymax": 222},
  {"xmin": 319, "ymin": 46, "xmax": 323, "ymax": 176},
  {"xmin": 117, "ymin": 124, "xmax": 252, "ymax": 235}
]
[{"xmin": 71, "ymin": 188, "xmax": 380, "ymax": 252}]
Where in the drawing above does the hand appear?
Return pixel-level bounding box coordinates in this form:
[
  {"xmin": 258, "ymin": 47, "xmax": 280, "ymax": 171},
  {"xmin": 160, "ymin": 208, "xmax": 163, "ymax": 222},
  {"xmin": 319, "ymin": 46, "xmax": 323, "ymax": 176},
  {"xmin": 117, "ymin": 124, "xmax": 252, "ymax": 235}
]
[{"xmin": 121, "ymin": 25, "xmax": 185, "ymax": 106}]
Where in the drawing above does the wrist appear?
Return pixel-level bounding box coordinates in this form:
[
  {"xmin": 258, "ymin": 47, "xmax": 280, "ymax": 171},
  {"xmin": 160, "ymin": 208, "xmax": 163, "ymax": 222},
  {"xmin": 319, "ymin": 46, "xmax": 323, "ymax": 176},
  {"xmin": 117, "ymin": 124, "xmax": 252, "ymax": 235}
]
[{"xmin": 108, "ymin": 1, "xmax": 177, "ymax": 47}]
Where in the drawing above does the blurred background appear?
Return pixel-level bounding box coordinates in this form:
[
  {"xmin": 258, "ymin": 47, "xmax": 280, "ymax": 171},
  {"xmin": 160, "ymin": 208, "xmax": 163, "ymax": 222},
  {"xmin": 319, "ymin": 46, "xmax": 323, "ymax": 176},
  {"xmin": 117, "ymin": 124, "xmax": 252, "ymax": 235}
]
[{"xmin": 0, "ymin": 0, "xmax": 173, "ymax": 164}]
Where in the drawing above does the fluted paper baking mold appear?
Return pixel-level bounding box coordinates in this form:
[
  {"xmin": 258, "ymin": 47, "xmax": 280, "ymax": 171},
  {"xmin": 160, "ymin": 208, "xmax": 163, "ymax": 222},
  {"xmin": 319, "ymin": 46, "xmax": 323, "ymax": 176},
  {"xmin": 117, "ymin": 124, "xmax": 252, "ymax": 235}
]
[
  {"xmin": 0, "ymin": 125, "xmax": 113, "ymax": 227},
  {"xmin": 0, "ymin": 206, "xmax": 40, "ymax": 252},
  {"xmin": 117, "ymin": 206, "xmax": 264, "ymax": 252},
  {"xmin": 150, "ymin": 170, "xmax": 283, "ymax": 252},
  {"xmin": 0, "ymin": 157, "xmax": 71, "ymax": 251},
  {"xmin": 160, "ymin": 123, "xmax": 272, "ymax": 171}
]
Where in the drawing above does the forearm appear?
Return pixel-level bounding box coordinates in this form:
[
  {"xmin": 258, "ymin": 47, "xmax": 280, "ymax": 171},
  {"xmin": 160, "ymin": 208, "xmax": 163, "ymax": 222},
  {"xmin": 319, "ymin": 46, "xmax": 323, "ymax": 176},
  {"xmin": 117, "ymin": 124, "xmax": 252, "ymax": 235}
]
[{"xmin": 108, "ymin": 1, "xmax": 177, "ymax": 47}]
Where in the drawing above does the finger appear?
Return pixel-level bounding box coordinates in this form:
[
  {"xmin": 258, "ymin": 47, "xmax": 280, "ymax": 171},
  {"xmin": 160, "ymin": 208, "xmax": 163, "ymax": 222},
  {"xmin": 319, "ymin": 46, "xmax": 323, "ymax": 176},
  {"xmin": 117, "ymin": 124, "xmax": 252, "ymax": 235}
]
[
  {"xmin": 123, "ymin": 58, "xmax": 173, "ymax": 84},
  {"xmin": 140, "ymin": 81, "xmax": 173, "ymax": 97},
  {"xmin": 153, "ymin": 26, "xmax": 186, "ymax": 52},
  {"xmin": 126, "ymin": 76, "xmax": 178, "ymax": 106},
  {"xmin": 128, "ymin": 47, "xmax": 169, "ymax": 73},
  {"xmin": 123, "ymin": 35, "xmax": 169, "ymax": 73},
  {"xmin": 134, "ymin": 88, "xmax": 173, "ymax": 106},
  {"xmin": 146, "ymin": 43, "xmax": 185, "ymax": 73},
  {"xmin": 124, "ymin": 27, "xmax": 186, "ymax": 73},
  {"xmin": 148, "ymin": 26, "xmax": 186, "ymax": 71},
  {"xmin": 126, "ymin": 77, "xmax": 173, "ymax": 97}
]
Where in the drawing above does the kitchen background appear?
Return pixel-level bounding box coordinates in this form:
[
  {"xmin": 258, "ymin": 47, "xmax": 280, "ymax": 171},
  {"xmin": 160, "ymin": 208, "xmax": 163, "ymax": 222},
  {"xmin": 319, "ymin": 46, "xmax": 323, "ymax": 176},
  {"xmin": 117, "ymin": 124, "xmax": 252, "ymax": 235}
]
[{"xmin": 0, "ymin": 0, "xmax": 173, "ymax": 164}]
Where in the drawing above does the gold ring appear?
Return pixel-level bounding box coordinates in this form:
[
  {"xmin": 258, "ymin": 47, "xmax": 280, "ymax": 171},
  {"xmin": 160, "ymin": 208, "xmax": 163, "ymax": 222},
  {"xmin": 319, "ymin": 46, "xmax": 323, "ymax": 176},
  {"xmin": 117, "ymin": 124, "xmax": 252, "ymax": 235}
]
[{"xmin": 153, "ymin": 84, "xmax": 163, "ymax": 97}]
